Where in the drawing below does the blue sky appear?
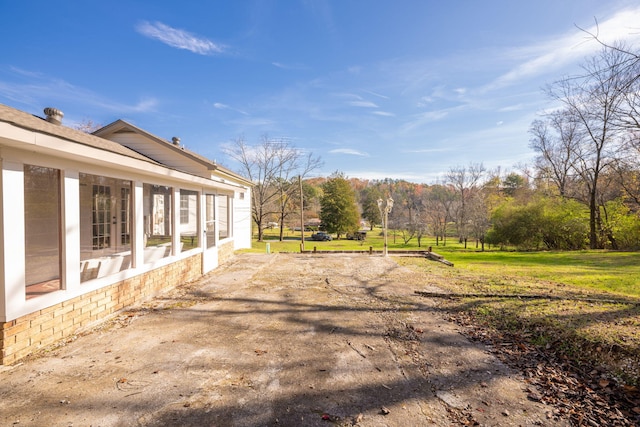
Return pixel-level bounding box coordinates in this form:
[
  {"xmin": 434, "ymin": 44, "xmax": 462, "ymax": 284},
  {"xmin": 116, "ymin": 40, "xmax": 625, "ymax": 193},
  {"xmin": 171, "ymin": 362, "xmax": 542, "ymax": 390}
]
[{"xmin": 2, "ymin": 1, "xmax": 640, "ymax": 183}]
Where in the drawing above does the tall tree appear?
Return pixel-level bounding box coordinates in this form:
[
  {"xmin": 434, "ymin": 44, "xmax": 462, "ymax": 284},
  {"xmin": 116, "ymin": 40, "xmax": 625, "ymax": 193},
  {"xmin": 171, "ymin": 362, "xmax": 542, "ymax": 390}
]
[
  {"xmin": 529, "ymin": 110, "xmax": 580, "ymax": 198},
  {"xmin": 223, "ymin": 135, "xmax": 321, "ymax": 241},
  {"xmin": 388, "ymin": 181, "xmax": 421, "ymax": 245},
  {"xmin": 359, "ymin": 186, "xmax": 383, "ymax": 230},
  {"xmin": 424, "ymin": 184, "xmax": 455, "ymax": 246},
  {"xmin": 546, "ymin": 46, "xmax": 628, "ymax": 248},
  {"xmin": 273, "ymin": 151, "xmax": 322, "ymax": 241},
  {"xmin": 320, "ymin": 172, "xmax": 360, "ymax": 238},
  {"xmin": 446, "ymin": 163, "xmax": 485, "ymax": 247}
]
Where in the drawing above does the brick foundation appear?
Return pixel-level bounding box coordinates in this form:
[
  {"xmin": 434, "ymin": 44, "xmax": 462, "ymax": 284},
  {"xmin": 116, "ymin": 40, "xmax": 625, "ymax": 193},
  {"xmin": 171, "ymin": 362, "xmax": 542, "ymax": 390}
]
[
  {"xmin": 218, "ymin": 240, "xmax": 235, "ymax": 265},
  {"xmin": 0, "ymin": 254, "xmax": 202, "ymax": 365}
]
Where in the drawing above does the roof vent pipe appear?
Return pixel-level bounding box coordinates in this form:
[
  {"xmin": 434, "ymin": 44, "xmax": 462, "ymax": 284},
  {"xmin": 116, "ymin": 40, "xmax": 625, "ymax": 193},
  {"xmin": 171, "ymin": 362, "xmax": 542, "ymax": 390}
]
[
  {"xmin": 44, "ymin": 107, "xmax": 64, "ymax": 125},
  {"xmin": 172, "ymin": 136, "xmax": 181, "ymax": 146}
]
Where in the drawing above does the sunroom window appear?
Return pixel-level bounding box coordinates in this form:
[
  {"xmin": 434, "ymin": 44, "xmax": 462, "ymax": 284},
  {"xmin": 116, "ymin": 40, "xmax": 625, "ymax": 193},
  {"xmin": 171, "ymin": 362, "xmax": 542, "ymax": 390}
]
[
  {"xmin": 143, "ymin": 183, "xmax": 173, "ymax": 263},
  {"xmin": 24, "ymin": 165, "xmax": 62, "ymax": 298},
  {"xmin": 205, "ymin": 194, "xmax": 216, "ymax": 248},
  {"xmin": 79, "ymin": 173, "xmax": 133, "ymax": 282},
  {"xmin": 218, "ymin": 194, "xmax": 232, "ymax": 240},
  {"xmin": 180, "ymin": 189, "xmax": 199, "ymax": 252}
]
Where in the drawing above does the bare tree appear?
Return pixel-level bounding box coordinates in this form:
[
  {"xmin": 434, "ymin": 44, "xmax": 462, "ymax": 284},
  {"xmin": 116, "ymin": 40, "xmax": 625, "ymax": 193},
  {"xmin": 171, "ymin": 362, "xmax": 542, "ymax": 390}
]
[
  {"xmin": 223, "ymin": 135, "xmax": 321, "ymax": 241},
  {"xmin": 273, "ymin": 151, "xmax": 322, "ymax": 241},
  {"xmin": 446, "ymin": 163, "xmax": 485, "ymax": 247},
  {"xmin": 74, "ymin": 119, "xmax": 102, "ymax": 133},
  {"xmin": 546, "ymin": 46, "xmax": 629, "ymax": 248},
  {"xmin": 529, "ymin": 110, "xmax": 580, "ymax": 197},
  {"xmin": 424, "ymin": 184, "xmax": 455, "ymax": 246}
]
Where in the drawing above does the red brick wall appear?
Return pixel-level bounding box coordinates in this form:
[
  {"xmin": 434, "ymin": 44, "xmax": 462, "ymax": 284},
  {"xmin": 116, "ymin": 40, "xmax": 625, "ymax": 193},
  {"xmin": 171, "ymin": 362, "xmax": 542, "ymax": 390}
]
[{"xmin": 0, "ymin": 254, "xmax": 202, "ymax": 365}]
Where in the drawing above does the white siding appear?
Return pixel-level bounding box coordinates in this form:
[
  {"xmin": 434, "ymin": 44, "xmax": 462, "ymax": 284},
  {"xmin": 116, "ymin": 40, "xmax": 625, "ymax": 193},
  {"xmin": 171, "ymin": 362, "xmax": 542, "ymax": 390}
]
[{"xmin": 233, "ymin": 188, "xmax": 252, "ymax": 250}]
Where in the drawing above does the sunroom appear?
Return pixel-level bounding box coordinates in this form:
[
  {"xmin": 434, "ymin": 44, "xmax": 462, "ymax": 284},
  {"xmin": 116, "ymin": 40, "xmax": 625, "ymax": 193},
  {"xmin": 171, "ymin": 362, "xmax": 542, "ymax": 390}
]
[{"xmin": 0, "ymin": 104, "xmax": 252, "ymax": 364}]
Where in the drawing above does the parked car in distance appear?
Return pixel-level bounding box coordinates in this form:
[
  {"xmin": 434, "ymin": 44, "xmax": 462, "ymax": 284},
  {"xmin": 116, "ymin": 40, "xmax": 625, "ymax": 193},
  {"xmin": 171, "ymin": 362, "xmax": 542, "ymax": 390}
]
[
  {"xmin": 310, "ymin": 231, "xmax": 332, "ymax": 241},
  {"xmin": 346, "ymin": 230, "xmax": 367, "ymax": 240}
]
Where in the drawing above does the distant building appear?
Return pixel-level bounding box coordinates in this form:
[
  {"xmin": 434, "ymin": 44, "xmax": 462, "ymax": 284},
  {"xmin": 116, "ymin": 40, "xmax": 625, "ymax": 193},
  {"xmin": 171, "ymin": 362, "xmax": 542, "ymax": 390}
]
[{"xmin": 0, "ymin": 104, "xmax": 252, "ymax": 364}]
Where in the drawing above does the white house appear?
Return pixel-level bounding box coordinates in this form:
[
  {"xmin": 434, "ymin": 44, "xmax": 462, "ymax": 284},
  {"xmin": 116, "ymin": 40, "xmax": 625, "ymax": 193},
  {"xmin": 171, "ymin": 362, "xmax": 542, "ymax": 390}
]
[{"xmin": 0, "ymin": 104, "xmax": 252, "ymax": 364}]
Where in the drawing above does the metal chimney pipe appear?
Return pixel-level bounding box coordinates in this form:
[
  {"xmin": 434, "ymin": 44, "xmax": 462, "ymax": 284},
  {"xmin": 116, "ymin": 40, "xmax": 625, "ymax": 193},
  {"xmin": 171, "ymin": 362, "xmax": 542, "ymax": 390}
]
[{"xmin": 44, "ymin": 107, "xmax": 64, "ymax": 125}]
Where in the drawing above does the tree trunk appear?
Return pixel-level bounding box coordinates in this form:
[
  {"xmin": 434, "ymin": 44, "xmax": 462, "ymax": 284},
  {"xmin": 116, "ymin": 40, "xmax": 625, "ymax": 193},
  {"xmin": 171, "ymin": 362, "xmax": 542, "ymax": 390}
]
[
  {"xmin": 279, "ymin": 210, "xmax": 286, "ymax": 241},
  {"xmin": 589, "ymin": 192, "xmax": 598, "ymax": 249},
  {"xmin": 256, "ymin": 222, "xmax": 264, "ymax": 242}
]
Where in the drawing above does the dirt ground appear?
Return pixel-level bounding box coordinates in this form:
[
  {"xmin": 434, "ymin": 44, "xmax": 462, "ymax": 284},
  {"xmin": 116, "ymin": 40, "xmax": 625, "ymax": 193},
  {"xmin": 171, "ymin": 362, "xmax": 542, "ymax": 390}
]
[{"xmin": 0, "ymin": 253, "xmax": 570, "ymax": 427}]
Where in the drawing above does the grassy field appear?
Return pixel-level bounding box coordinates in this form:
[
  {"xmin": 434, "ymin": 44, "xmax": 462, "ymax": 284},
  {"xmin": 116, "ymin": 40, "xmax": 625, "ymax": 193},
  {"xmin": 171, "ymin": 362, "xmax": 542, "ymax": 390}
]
[
  {"xmin": 247, "ymin": 227, "xmax": 640, "ymax": 385},
  {"xmin": 249, "ymin": 227, "xmax": 640, "ymax": 297}
]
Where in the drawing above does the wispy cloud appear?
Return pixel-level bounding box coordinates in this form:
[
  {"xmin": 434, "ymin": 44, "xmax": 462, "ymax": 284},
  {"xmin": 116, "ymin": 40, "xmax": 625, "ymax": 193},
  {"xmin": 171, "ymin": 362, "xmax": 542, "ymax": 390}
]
[
  {"xmin": 362, "ymin": 89, "xmax": 389, "ymax": 100},
  {"xmin": 348, "ymin": 100, "xmax": 378, "ymax": 108},
  {"xmin": 136, "ymin": 21, "xmax": 225, "ymax": 55},
  {"xmin": 130, "ymin": 97, "xmax": 159, "ymax": 112},
  {"xmin": 372, "ymin": 111, "xmax": 395, "ymax": 117},
  {"xmin": 214, "ymin": 102, "xmax": 249, "ymax": 115},
  {"xmin": 402, "ymin": 147, "xmax": 452, "ymax": 154},
  {"xmin": 329, "ymin": 148, "xmax": 369, "ymax": 157},
  {"xmin": 398, "ymin": 108, "xmax": 455, "ymax": 134},
  {"xmin": 0, "ymin": 68, "xmax": 158, "ymax": 114},
  {"xmin": 483, "ymin": 6, "xmax": 640, "ymax": 92},
  {"xmin": 9, "ymin": 66, "xmax": 44, "ymax": 79},
  {"xmin": 272, "ymin": 62, "xmax": 308, "ymax": 71}
]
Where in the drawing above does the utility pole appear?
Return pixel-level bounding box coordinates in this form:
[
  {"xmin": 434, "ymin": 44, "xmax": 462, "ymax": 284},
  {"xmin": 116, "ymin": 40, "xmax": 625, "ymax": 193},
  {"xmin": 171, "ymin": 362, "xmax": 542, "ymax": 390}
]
[{"xmin": 299, "ymin": 175, "xmax": 304, "ymax": 251}]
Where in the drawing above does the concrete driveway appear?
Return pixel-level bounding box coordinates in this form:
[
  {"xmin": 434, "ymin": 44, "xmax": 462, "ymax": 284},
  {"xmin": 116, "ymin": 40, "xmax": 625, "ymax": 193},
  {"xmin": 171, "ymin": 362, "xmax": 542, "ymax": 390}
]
[{"xmin": 0, "ymin": 253, "xmax": 566, "ymax": 426}]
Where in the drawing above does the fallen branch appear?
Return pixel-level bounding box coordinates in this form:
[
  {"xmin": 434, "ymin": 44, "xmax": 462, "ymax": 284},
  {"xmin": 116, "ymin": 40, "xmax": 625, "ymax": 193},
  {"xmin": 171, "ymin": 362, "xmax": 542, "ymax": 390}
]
[
  {"xmin": 347, "ymin": 341, "xmax": 367, "ymax": 358},
  {"xmin": 414, "ymin": 290, "xmax": 640, "ymax": 306}
]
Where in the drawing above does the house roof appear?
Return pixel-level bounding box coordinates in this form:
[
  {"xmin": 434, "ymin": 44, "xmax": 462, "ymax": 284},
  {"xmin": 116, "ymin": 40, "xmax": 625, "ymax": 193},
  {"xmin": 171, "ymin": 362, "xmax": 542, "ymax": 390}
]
[
  {"xmin": 93, "ymin": 119, "xmax": 217, "ymax": 169},
  {"xmin": 0, "ymin": 103, "xmax": 160, "ymax": 165},
  {"xmin": 93, "ymin": 119, "xmax": 252, "ymax": 187},
  {"xmin": 0, "ymin": 104, "xmax": 252, "ymax": 187}
]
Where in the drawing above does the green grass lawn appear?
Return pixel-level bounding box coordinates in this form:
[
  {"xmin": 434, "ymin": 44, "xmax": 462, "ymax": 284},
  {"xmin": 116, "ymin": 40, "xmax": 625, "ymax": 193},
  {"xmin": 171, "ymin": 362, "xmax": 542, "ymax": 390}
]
[{"xmin": 247, "ymin": 227, "xmax": 640, "ymax": 297}]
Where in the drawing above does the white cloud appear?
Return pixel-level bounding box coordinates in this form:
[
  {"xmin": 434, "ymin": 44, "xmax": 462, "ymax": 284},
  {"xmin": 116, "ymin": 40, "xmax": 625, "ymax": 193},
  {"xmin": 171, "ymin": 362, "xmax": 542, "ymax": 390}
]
[
  {"xmin": 483, "ymin": 6, "xmax": 640, "ymax": 92},
  {"xmin": 131, "ymin": 97, "xmax": 158, "ymax": 112},
  {"xmin": 272, "ymin": 62, "xmax": 308, "ymax": 70},
  {"xmin": 372, "ymin": 111, "xmax": 395, "ymax": 117},
  {"xmin": 498, "ymin": 104, "xmax": 525, "ymax": 112},
  {"xmin": 214, "ymin": 102, "xmax": 248, "ymax": 115},
  {"xmin": 362, "ymin": 90, "xmax": 389, "ymax": 100},
  {"xmin": 0, "ymin": 67, "xmax": 158, "ymax": 114},
  {"xmin": 348, "ymin": 100, "xmax": 378, "ymax": 108},
  {"xmin": 329, "ymin": 148, "xmax": 369, "ymax": 157},
  {"xmin": 136, "ymin": 21, "xmax": 225, "ymax": 55},
  {"xmin": 399, "ymin": 110, "xmax": 450, "ymax": 134},
  {"xmin": 402, "ymin": 147, "xmax": 452, "ymax": 154}
]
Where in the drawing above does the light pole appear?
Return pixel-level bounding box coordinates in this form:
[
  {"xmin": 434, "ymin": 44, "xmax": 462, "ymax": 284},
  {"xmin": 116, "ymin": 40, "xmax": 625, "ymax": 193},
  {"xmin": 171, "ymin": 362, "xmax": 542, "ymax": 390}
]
[{"xmin": 377, "ymin": 197, "xmax": 394, "ymax": 256}]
